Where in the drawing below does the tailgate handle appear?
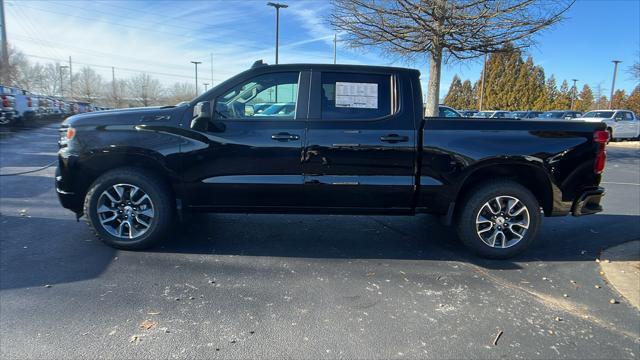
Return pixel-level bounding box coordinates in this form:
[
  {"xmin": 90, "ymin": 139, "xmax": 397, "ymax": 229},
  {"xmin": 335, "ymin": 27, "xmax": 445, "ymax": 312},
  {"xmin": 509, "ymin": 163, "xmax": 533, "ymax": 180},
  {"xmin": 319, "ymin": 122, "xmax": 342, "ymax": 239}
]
[
  {"xmin": 271, "ymin": 133, "xmax": 300, "ymax": 141},
  {"xmin": 380, "ymin": 134, "xmax": 409, "ymax": 143}
]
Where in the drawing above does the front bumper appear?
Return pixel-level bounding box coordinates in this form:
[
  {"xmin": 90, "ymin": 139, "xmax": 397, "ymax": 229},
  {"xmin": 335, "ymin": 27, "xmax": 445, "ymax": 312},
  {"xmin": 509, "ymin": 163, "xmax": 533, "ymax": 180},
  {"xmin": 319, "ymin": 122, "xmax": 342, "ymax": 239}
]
[
  {"xmin": 55, "ymin": 152, "xmax": 83, "ymax": 213},
  {"xmin": 571, "ymin": 187, "xmax": 605, "ymax": 216}
]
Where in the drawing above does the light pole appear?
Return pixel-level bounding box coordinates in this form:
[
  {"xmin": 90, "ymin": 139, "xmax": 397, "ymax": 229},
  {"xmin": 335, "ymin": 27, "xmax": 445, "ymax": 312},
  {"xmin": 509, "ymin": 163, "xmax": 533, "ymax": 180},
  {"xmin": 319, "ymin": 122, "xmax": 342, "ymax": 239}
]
[
  {"xmin": 203, "ymin": 82, "xmax": 209, "ymax": 92},
  {"xmin": 333, "ymin": 33, "xmax": 337, "ymax": 64},
  {"xmin": 609, "ymin": 60, "xmax": 622, "ymax": 109},
  {"xmin": 570, "ymin": 79, "xmax": 578, "ymax": 110},
  {"xmin": 267, "ymin": 2, "xmax": 287, "ymax": 64},
  {"xmin": 59, "ymin": 65, "xmax": 69, "ymax": 98},
  {"xmin": 191, "ymin": 61, "xmax": 202, "ymax": 96}
]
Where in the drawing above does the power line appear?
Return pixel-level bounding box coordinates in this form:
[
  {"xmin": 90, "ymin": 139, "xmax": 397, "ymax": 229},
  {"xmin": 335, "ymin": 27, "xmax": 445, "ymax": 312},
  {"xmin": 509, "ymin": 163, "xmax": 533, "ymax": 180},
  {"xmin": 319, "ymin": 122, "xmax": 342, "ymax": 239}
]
[
  {"xmin": 23, "ymin": 53, "xmax": 227, "ymax": 82},
  {"xmin": 46, "ymin": 0, "xmax": 211, "ymax": 35},
  {"xmin": 7, "ymin": 6, "xmax": 63, "ymax": 61},
  {"xmin": 12, "ymin": 33, "xmax": 196, "ymax": 71},
  {"xmin": 94, "ymin": 0, "xmax": 221, "ymax": 28},
  {"xmin": 13, "ymin": 2, "xmax": 249, "ymax": 48}
]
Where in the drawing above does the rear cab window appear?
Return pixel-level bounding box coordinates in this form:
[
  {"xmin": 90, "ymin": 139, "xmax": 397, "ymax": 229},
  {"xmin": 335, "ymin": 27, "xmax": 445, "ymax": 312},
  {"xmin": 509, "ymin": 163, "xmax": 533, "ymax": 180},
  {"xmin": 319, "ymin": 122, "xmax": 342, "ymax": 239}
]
[{"xmin": 320, "ymin": 72, "xmax": 395, "ymax": 120}]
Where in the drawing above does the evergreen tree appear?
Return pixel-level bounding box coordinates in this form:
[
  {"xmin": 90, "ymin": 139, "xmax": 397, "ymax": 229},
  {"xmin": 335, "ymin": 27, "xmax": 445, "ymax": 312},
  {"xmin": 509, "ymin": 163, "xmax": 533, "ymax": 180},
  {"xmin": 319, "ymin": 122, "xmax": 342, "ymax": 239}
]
[
  {"xmin": 553, "ymin": 80, "xmax": 572, "ymax": 109},
  {"xmin": 576, "ymin": 84, "xmax": 594, "ymax": 112},
  {"xmin": 610, "ymin": 89, "xmax": 627, "ymax": 109},
  {"xmin": 595, "ymin": 96, "xmax": 609, "ymax": 109},
  {"xmin": 514, "ymin": 56, "xmax": 533, "ymax": 109},
  {"xmin": 484, "ymin": 45, "xmax": 523, "ymax": 109},
  {"xmin": 531, "ymin": 67, "xmax": 548, "ymax": 110},
  {"xmin": 544, "ymin": 75, "xmax": 558, "ymax": 110},
  {"xmin": 624, "ymin": 86, "xmax": 640, "ymax": 115},
  {"xmin": 460, "ymin": 80, "xmax": 475, "ymax": 109},
  {"xmin": 472, "ymin": 81, "xmax": 480, "ymax": 110},
  {"xmin": 444, "ymin": 75, "xmax": 464, "ymax": 109}
]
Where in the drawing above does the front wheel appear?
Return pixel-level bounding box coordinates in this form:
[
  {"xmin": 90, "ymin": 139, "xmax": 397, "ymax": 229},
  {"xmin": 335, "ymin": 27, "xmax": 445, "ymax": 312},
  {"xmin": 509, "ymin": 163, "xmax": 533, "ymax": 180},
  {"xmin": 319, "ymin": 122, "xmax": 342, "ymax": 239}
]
[
  {"xmin": 84, "ymin": 168, "xmax": 174, "ymax": 250},
  {"xmin": 456, "ymin": 180, "xmax": 541, "ymax": 259}
]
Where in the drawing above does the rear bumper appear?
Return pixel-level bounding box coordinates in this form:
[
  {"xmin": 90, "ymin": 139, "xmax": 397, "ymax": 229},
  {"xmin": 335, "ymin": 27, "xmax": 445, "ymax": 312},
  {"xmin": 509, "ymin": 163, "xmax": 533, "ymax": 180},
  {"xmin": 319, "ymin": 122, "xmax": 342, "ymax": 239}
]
[{"xmin": 571, "ymin": 187, "xmax": 605, "ymax": 216}]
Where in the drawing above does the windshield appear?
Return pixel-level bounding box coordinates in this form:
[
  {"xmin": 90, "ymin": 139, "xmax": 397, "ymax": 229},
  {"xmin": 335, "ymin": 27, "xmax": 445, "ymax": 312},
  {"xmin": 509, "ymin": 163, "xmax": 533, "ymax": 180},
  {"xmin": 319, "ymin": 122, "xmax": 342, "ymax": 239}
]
[
  {"xmin": 582, "ymin": 111, "xmax": 614, "ymax": 118},
  {"xmin": 473, "ymin": 111, "xmax": 494, "ymax": 118},
  {"xmin": 509, "ymin": 112, "xmax": 527, "ymax": 118},
  {"xmin": 538, "ymin": 111, "xmax": 565, "ymax": 119}
]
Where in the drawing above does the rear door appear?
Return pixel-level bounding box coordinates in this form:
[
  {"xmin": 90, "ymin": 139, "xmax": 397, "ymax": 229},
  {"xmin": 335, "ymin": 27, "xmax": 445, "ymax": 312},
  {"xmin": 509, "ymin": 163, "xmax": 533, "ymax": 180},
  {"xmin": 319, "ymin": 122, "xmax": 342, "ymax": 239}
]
[
  {"xmin": 620, "ymin": 111, "xmax": 637, "ymax": 138},
  {"xmin": 302, "ymin": 70, "xmax": 417, "ymax": 211}
]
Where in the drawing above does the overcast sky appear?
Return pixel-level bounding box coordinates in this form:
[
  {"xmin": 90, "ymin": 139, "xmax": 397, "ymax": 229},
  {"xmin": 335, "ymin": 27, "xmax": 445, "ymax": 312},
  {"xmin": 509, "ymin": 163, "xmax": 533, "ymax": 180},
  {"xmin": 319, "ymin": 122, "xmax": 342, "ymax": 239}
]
[{"xmin": 5, "ymin": 0, "xmax": 640, "ymax": 98}]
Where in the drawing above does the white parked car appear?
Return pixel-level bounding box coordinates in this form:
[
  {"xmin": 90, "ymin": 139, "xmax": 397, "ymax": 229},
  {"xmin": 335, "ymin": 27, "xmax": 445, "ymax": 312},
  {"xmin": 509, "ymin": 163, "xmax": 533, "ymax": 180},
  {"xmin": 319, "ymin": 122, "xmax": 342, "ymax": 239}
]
[
  {"xmin": 575, "ymin": 110, "xmax": 640, "ymax": 140},
  {"xmin": 472, "ymin": 110, "xmax": 512, "ymax": 119}
]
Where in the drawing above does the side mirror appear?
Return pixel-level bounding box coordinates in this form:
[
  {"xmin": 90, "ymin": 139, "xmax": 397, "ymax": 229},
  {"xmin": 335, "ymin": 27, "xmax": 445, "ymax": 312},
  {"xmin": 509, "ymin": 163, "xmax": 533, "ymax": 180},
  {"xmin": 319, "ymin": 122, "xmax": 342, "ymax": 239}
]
[{"xmin": 190, "ymin": 101, "xmax": 211, "ymax": 132}]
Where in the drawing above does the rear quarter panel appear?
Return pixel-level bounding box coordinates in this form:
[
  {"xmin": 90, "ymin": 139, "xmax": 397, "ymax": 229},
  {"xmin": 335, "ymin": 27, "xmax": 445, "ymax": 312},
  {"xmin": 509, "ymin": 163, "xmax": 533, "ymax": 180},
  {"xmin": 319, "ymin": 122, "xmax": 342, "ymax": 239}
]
[{"xmin": 418, "ymin": 119, "xmax": 606, "ymax": 215}]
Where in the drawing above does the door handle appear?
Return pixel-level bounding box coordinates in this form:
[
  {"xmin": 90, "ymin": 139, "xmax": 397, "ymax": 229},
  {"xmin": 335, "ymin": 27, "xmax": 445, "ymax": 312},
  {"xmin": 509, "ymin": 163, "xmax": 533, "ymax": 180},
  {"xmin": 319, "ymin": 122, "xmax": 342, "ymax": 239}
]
[
  {"xmin": 271, "ymin": 133, "xmax": 300, "ymax": 141},
  {"xmin": 380, "ymin": 134, "xmax": 409, "ymax": 143}
]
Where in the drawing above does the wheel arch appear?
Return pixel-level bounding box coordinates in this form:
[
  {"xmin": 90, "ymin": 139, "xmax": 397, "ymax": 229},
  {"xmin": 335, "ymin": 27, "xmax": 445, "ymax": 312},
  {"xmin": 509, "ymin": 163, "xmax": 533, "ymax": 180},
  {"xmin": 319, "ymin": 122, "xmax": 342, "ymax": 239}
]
[
  {"xmin": 454, "ymin": 161, "xmax": 554, "ymax": 218},
  {"xmin": 74, "ymin": 148, "xmax": 178, "ymax": 206}
]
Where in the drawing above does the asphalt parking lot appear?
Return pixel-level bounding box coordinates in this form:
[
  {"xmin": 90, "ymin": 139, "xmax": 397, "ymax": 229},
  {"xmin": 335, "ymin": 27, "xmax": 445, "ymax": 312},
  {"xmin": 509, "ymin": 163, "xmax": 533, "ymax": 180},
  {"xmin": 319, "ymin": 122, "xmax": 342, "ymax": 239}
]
[{"xmin": 1, "ymin": 123, "xmax": 639, "ymax": 359}]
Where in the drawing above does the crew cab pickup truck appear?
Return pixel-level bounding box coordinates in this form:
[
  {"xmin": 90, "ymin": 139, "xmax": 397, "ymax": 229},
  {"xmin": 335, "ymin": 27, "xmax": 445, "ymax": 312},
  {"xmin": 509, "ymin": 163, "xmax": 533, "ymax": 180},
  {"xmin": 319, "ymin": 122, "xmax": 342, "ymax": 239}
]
[{"xmin": 56, "ymin": 62, "xmax": 608, "ymax": 259}]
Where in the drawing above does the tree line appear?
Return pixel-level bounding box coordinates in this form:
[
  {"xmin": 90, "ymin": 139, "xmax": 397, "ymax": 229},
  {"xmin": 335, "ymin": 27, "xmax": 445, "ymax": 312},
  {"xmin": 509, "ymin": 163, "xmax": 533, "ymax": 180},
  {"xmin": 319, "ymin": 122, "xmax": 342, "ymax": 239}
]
[
  {"xmin": 2, "ymin": 47, "xmax": 197, "ymax": 108},
  {"xmin": 444, "ymin": 46, "xmax": 640, "ymax": 114}
]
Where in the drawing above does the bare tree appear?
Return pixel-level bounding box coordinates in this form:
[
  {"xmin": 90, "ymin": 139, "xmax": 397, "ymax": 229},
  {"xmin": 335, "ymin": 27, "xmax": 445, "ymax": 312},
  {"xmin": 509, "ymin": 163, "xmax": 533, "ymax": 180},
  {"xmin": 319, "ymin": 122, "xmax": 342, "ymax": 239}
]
[
  {"xmin": 166, "ymin": 82, "xmax": 196, "ymax": 105},
  {"xmin": 127, "ymin": 73, "xmax": 164, "ymax": 107},
  {"xmin": 329, "ymin": 0, "xmax": 573, "ymax": 116},
  {"xmin": 105, "ymin": 79, "xmax": 128, "ymax": 108},
  {"xmin": 74, "ymin": 66, "xmax": 104, "ymax": 103},
  {"xmin": 629, "ymin": 51, "xmax": 640, "ymax": 82},
  {"xmin": 29, "ymin": 63, "xmax": 62, "ymax": 96}
]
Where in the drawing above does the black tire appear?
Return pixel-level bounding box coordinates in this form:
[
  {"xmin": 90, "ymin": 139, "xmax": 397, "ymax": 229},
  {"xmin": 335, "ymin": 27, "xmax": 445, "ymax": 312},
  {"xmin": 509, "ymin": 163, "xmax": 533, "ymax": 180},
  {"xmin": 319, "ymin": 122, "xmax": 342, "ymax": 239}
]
[
  {"xmin": 456, "ymin": 180, "xmax": 541, "ymax": 259},
  {"xmin": 84, "ymin": 168, "xmax": 174, "ymax": 250}
]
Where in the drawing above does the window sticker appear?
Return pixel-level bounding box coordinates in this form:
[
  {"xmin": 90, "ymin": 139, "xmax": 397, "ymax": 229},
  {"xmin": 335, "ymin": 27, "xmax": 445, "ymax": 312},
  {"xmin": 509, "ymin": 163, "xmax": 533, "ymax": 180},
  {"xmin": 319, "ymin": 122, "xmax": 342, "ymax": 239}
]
[{"xmin": 335, "ymin": 82, "xmax": 378, "ymax": 109}]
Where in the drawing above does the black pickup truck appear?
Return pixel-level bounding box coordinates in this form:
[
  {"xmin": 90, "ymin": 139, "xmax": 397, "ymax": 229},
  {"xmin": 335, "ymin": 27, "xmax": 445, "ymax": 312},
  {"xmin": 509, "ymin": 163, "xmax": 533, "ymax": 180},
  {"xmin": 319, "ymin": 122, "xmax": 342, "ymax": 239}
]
[{"xmin": 56, "ymin": 62, "xmax": 608, "ymax": 258}]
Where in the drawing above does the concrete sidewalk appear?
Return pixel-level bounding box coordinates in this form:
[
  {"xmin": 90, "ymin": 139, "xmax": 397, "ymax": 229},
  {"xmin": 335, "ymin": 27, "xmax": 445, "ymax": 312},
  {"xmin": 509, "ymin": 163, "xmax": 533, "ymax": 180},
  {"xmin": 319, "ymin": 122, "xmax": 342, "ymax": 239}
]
[{"xmin": 600, "ymin": 240, "xmax": 640, "ymax": 309}]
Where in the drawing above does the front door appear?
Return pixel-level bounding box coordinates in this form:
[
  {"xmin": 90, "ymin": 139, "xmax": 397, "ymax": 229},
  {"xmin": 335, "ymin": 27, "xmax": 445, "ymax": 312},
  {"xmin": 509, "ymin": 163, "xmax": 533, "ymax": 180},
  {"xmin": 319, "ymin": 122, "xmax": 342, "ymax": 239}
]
[
  {"xmin": 180, "ymin": 70, "xmax": 310, "ymax": 210},
  {"xmin": 302, "ymin": 70, "xmax": 417, "ymax": 211}
]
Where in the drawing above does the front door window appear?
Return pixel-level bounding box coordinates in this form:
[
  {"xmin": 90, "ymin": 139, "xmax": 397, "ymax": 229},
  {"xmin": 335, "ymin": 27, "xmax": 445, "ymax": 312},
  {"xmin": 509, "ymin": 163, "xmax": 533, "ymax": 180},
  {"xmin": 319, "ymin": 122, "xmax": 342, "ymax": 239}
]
[{"xmin": 214, "ymin": 72, "xmax": 299, "ymax": 120}]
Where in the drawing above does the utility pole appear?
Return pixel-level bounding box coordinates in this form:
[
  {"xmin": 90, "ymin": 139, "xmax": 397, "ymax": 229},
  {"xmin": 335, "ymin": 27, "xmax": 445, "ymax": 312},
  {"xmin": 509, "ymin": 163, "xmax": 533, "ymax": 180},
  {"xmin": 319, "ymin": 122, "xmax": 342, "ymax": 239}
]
[
  {"xmin": 203, "ymin": 83, "xmax": 209, "ymax": 92},
  {"xmin": 333, "ymin": 34, "xmax": 337, "ymax": 64},
  {"xmin": 68, "ymin": 56, "xmax": 73, "ymax": 97},
  {"xmin": 191, "ymin": 61, "xmax": 202, "ymax": 96},
  {"xmin": 570, "ymin": 79, "xmax": 578, "ymax": 110},
  {"xmin": 0, "ymin": 0, "xmax": 9, "ymax": 84},
  {"xmin": 59, "ymin": 65, "xmax": 69, "ymax": 98},
  {"xmin": 111, "ymin": 66, "xmax": 116, "ymax": 105},
  {"xmin": 210, "ymin": 53, "xmax": 214, "ymax": 87},
  {"xmin": 267, "ymin": 2, "xmax": 287, "ymax": 64},
  {"xmin": 609, "ymin": 60, "xmax": 622, "ymax": 109},
  {"xmin": 479, "ymin": 53, "xmax": 487, "ymax": 111}
]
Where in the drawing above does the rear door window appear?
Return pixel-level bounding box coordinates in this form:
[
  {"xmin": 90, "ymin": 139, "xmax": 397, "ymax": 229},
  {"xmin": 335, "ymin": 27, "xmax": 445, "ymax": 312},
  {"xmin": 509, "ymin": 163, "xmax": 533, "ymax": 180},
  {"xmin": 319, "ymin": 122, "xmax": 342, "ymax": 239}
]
[{"xmin": 320, "ymin": 72, "xmax": 392, "ymax": 120}]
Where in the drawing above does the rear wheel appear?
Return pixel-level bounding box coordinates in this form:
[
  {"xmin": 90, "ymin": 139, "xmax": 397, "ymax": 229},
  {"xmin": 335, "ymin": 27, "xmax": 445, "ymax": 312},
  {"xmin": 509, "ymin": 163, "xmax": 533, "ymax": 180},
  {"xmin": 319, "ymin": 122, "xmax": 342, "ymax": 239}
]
[
  {"xmin": 84, "ymin": 168, "xmax": 174, "ymax": 250},
  {"xmin": 456, "ymin": 180, "xmax": 541, "ymax": 259}
]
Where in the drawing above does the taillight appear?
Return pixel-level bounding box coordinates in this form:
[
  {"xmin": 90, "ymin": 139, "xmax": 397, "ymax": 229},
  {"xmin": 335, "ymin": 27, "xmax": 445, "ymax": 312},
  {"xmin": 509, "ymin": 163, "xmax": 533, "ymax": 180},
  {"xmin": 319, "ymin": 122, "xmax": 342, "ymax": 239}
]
[
  {"xmin": 594, "ymin": 130, "xmax": 608, "ymax": 174},
  {"xmin": 1, "ymin": 95, "xmax": 9, "ymax": 107},
  {"xmin": 27, "ymin": 97, "xmax": 32, "ymax": 107}
]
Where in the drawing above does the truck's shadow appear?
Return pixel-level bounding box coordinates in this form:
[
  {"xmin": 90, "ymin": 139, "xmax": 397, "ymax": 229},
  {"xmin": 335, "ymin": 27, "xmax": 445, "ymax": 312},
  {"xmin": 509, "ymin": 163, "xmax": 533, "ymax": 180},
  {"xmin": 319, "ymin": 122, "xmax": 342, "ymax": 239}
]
[
  {"xmin": 157, "ymin": 212, "xmax": 640, "ymax": 270},
  {"xmin": 0, "ymin": 215, "xmax": 115, "ymax": 290},
  {"xmin": 1, "ymin": 212, "xmax": 637, "ymax": 290}
]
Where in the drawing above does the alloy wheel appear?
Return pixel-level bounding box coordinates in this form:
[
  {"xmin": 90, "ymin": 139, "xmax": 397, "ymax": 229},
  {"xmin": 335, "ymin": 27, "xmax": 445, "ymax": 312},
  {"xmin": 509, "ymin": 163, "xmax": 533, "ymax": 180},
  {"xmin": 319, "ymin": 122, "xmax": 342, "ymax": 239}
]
[
  {"xmin": 475, "ymin": 196, "xmax": 530, "ymax": 248},
  {"xmin": 96, "ymin": 183, "xmax": 155, "ymax": 239}
]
